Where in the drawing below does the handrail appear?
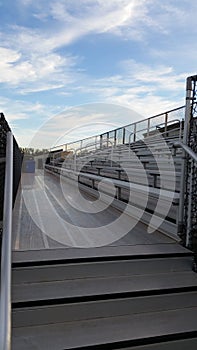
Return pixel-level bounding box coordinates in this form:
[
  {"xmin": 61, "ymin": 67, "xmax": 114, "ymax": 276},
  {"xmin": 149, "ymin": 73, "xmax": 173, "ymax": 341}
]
[
  {"xmin": 0, "ymin": 132, "xmax": 13, "ymax": 350},
  {"xmin": 75, "ymin": 139, "xmax": 114, "ymax": 166},
  {"xmin": 156, "ymin": 119, "xmax": 183, "ymax": 140},
  {"xmin": 156, "ymin": 119, "xmax": 181, "ymax": 129},
  {"xmin": 173, "ymin": 141, "xmax": 197, "ymax": 163},
  {"xmin": 50, "ymin": 105, "xmax": 185, "ymax": 153}
]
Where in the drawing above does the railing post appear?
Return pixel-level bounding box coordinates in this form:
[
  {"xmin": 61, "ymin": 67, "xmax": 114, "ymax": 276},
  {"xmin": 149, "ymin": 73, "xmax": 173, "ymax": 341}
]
[
  {"xmin": 186, "ymin": 160, "xmax": 193, "ymax": 247},
  {"xmin": 74, "ymin": 151, "xmax": 77, "ymax": 172},
  {"xmin": 106, "ymin": 132, "xmax": 108, "ymax": 148},
  {"xmin": 128, "ymin": 132, "xmax": 133, "ymax": 159},
  {"xmin": 0, "ymin": 131, "xmax": 13, "ymax": 350},
  {"xmin": 110, "ymin": 143, "xmax": 114, "ymax": 167},
  {"xmin": 123, "ymin": 128, "xmax": 125, "ymax": 144},
  {"xmin": 114, "ymin": 130, "xmax": 116, "ymax": 147},
  {"xmin": 133, "ymin": 123, "xmax": 136, "ymax": 142},
  {"xmin": 164, "ymin": 113, "xmax": 168, "ymax": 134},
  {"xmin": 147, "ymin": 118, "xmax": 150, "ymax": 137},
  {"xmin": 177, "ymin": 76, "xmax": 193, "ymax": 239}
]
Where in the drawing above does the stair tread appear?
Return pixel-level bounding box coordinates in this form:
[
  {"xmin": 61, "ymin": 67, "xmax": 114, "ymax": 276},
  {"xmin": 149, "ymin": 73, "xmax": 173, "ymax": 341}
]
[
  {"xmin": 12, "ymin": 306, "xmax": 197, "ymax": 350},
  {"xmin": 12, "ymin": 291, "xmax": 197, "ymax": 328},
  {"xmin": 12, "ymin": 257, "xmax": 193, "ymax": 284},
  {"xmin": 12, "ymin": 243, "xmax": 192, "ymax": 265},
  {"xmin": 12, "ymin": 271, "xmax": 197, "ymax": 303}
]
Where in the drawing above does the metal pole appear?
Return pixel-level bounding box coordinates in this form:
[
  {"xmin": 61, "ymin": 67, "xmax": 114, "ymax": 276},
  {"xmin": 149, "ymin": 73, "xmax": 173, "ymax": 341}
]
[
  {"xmin": 173, "ymin": 141, "xmax": 197, "ymax": 163},
  {"xmin": 128, "ymin": 132, "xmax": 133, "ymax": 159},
  {"xmin": 164, "ymin": 113, "xmax": 168, "ymax": 134},
  {"xmin": 177, "ymin": 76, "xmax": 192, "ymax": 237},
  {"xmin": 133, "ymin": 123, "xmax": 136, "ymax": 142},
  {"xmin": 186, "ymin": 162, "xmax": 193, "ymax": 247},
  {"xmin": 147, "ymin": 118, "xmax": 150, "ymax": 137},
  {"xmin": 0, "ymin": 132, "xmax": 13, "ymax": 350},
  {"xmin": 74, "ymin": 151, "xmax": 77, "ymax": 172},
  {"xmin": 110, "ymin": 143, "xmax": 114, "ymax": 167}
]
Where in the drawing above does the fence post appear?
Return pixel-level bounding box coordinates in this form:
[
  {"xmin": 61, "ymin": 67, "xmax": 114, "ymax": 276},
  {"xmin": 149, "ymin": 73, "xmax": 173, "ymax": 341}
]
[
  {"xmin": 0, "ymin": 131, "xmax": 13, "ymax": 350},
  {"xmin": 177, "ymin": 76, "xmax": 193, "ymax": 239}
]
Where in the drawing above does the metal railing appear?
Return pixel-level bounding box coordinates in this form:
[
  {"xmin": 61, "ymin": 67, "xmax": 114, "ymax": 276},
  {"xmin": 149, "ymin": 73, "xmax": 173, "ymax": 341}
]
[
  {"xmin": 173, "ymin": 141, "xmax": 197, "ymax": 164},
  {"xmin": 50, "ymin": 106, "xmax": 185, "ymax": 155},
  {"xmin": 75, "ymin": 140, "xmax": 114, "ymax": 166},
  {"xmin": 0, "ymin": 132, "xmax": 13, "ymax": 350},
  {"xmin": 52, "ymin": 140, "xmax": 114, "ymax": 170}
]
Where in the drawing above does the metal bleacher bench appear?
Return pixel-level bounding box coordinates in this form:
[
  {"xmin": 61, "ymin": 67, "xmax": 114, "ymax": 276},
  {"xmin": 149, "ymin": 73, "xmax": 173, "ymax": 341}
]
[
  {"xmin": 80, "ymin": 165, "xmax": 180, "ymax": 189},
  {"xmin": 45, "ymin": 164, "xmax": 179, "ymax": 205}
]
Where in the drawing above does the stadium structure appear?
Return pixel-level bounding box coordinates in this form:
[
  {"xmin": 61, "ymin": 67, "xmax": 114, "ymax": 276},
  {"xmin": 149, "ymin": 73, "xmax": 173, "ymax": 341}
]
[{"xmin": 0, "ymin": 75, "xmax": 197, "ymax": 349}]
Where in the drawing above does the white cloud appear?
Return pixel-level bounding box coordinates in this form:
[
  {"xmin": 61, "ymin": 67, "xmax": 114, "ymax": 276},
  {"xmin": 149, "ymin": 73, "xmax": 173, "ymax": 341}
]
[
  {"xmin": 25, "ymin": 103, "xmax": 143, "ymax": 149},
  {"xmin": 0, "ymin": 96, "xmax": 58, "ymax": 123},
  {"xmin": 120, "ymin": 60, "xmax": 187, "ymax": 92},
  {"xmin": 0, "ymin": 0, "xmax": 196, "ymax": 147},
  {"xmin": 65, "ymin": 60, "xmax": 187, "ymax": 116},
  {"xmin": 0, "ymin": 47, "xmax": 21, "ymax": 63},
  {"xmin": 1, "ymin": 0, "xmax": 196, "ymax": 94},
  {"xmin": 0, "ymin": 43, "xmax": 78, "ymax": 91},
  {"xmin": 9, "ymin": 0, "xmax": 153, "ymax": 54},
  {"xmin": 12, "ymin": 126, "xmax": 38, "ymax": 147}
]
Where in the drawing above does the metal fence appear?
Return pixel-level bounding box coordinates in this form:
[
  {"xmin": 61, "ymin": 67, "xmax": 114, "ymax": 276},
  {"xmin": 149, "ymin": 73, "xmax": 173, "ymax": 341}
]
[
  {"xmin": 0, "ymin": 113, "xmax": 11, "ymax": 223},
  {"xmin": 13, "ymin": 138, "xmax": 23, "ymax": 205},
  {"xmin": 0, "ymin": 113, "xmax": 22, "ymax": 222}
]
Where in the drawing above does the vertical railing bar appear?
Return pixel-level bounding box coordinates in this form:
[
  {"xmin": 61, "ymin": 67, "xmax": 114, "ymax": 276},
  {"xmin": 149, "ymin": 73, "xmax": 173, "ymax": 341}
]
[
  {"xmin": 133, "ymin": 123, "xmax": 136, "ymax": 142},
  {"xmin": 0, "ymin": 131, "xmax": 13, "ymax": 350},
  {"xmin": 122, "ymin": 128, "xmax": 125, "ymax": 144},
  {"xmin": 164, "ymin": 113, "xmax": 168, "ymax": 134},
  {"xmin": 147, "ymin": 118, "xmax": 150, "ymax": 137},
  {"xmin": 128, "ymin": 132, "xmax": 133, "ymax": 159},
  {"xmin": 186, "ymin": 160, "xmax": 193, "ymax": 247},
  {"xmin": 178, "ymin": 77, "xmax": 193, "ymax": 237}
]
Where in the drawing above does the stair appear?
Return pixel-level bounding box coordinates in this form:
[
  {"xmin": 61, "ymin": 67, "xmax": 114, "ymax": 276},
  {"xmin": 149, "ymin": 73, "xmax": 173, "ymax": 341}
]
[{"xmin": 11, "ymin": 244, "xmax": 197, "ymax": 349}]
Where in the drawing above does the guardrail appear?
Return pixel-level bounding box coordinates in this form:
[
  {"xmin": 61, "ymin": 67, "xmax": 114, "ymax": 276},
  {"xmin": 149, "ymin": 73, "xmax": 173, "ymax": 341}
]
[
  {"xmin": 51, "ymin": 140, "xmax": 115, "ymax": 170},
  {"xmin": 50, "ymin": 106, "xmax": 185, "ymax": 155}
]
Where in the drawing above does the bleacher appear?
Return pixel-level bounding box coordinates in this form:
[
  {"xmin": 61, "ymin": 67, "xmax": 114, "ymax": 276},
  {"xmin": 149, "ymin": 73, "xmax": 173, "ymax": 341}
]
[{"xmin": 45, "ymin": 112, "xmax": 184, "ymax": 240}]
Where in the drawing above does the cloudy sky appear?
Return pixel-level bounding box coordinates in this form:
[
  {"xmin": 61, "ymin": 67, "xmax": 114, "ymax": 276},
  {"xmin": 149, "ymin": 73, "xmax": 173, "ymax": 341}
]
[{"xmin": 0, "ymin": 0, "xmax": 196, "ymax": 147}]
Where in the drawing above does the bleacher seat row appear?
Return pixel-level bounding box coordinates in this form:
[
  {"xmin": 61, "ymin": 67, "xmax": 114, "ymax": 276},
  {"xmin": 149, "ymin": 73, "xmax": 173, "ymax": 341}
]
[{"xmin": 45, "ymin": 128, "xmax": 183, "ymax": 240}]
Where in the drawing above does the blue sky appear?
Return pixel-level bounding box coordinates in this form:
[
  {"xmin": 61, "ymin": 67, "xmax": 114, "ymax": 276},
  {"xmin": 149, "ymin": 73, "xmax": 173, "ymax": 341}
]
[{"xmin": 0, "ymin": 0, "xmax": 196, "ymax": 147}]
